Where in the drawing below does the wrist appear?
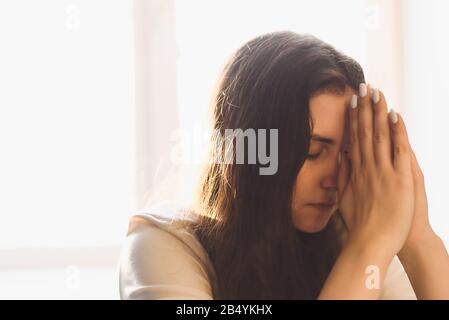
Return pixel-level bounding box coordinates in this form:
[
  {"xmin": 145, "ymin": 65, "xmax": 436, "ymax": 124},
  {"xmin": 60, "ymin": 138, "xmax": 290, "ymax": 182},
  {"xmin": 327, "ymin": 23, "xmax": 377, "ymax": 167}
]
[
  {"xmin": 345, "ymin": 230, "xmax": 396, "ymax": 265},
  {"xmin": 398, "ymin": 228, "xmax": 442, "ymax": 263},
  {"xmin": 321, "ymin": 230, "xmax": 394, "ymax": 299}
]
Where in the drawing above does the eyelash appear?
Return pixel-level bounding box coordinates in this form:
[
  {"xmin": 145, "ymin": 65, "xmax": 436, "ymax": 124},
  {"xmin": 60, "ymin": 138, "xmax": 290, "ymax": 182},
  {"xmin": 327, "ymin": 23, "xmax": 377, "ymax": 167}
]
[{"xmin": 307, "ymin": 150, "xmax": 323, "ymax": 160}]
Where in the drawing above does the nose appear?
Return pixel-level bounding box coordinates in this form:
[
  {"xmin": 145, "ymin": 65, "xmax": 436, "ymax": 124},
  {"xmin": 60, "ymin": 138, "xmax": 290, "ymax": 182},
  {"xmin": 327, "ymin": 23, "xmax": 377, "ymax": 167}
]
[
  {"xmin": 322, "ymin": 173, "xmax": 337, "ymax": 190},
  {"xmin": 321, "ymin": 152, "xmax": 341, "ymax": 190}
]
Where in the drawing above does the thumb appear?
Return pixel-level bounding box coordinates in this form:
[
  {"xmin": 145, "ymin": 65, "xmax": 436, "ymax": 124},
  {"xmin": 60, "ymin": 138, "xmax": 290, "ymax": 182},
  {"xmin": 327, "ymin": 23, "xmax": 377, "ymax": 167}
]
[
  {"xmin": 337, "ymin": 151, "xmax": 350, "ymax": 197},
  {"xmin": 337, "ymin": 151, "xmax": 352, "ymax": 230},
  {"xmin": 410, "ymin": 147, "xmax": 424, "ymax": 187}
]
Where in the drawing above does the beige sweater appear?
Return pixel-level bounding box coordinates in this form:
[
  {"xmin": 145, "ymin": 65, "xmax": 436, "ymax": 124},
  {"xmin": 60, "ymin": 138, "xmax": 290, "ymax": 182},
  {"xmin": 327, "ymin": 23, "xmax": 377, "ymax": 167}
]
[{"xmin": 119, "ymin": 211, "xmax": 417, "ymax": 300}]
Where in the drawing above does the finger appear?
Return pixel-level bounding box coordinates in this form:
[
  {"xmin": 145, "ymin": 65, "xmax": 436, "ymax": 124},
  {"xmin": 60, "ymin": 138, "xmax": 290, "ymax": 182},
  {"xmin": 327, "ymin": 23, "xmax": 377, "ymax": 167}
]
[
  {"xmin": 337, "ymin": 153, "xmax": 352, "ymax": 229},
  {"xmin": 348, "ymin": 94, "xmax": 361, "ymax": 170},
  {"xmin": 337, "ymin": 151, "xmax": 351, "ymax": 198},
  {"xmin": 372, "ymin": 89, "xmax": 393, "ymax": 168},
  {"xmin": 389, "ymin": 110, "xmax": 412, "ymax": 174},
  {"xmin": 357, "ymin": 83, "xmax": 375, "ymax": 167},
  {"xmin": 410, "ymin": 147, "xmax": 428, "ymax": 220},
  {"xmin": 410, "ymin": 147, "xmax": 424, "ymax": 185}
]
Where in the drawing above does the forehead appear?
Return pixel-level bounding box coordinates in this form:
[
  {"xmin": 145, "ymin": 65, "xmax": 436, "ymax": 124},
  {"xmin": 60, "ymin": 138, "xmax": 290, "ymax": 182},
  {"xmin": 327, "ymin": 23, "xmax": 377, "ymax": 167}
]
[{"xmin": 309, "ymin": 88, "xmax": 354, "ymax": 144}]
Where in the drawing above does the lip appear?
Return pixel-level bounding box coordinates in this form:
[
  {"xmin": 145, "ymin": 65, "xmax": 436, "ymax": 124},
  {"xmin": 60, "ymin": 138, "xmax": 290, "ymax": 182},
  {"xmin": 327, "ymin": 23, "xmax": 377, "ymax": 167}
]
[{"xmin": 309, "ymin": 203, "xmax": 336, "ymax": 210}]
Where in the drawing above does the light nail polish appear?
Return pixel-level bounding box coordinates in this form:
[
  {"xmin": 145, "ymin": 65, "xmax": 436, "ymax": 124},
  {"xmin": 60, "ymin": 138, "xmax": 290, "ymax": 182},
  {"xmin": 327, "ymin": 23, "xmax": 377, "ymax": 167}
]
[
  {"xmin": 389, "ymin": 109, "xmax": 398, "ymax": 124},
  {"xmin": 359, "ymin": 83, "xmax": 367, "ymax": 97},
  {"xmin": 351, "ymin": 94, "xmax": 358, "ymax": 109},
  {"xmin": 372, "ymin": 88, "xmax": 380, "ymax": 104}
]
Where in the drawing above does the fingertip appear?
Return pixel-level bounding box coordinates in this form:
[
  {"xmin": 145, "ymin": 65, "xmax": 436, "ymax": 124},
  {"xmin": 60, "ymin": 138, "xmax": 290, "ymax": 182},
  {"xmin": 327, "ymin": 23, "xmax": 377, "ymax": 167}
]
[
  {"xmin": 359, "ymin": 83, "xmax": 368, "ymax": 98},
  {"xmin": 389, "ymin": 110, "xmax": 408, "ymax": 136},
  {"xmin": 350, "ymin": 94, "xmax": 358, "ymax": 109},
  {"xmin": 372, "ymin": 88, "xmax": 380, "ymax": 105},
  {"xmin": 389, "ymin": 109, "xmax": 398, "ymax": 125}
]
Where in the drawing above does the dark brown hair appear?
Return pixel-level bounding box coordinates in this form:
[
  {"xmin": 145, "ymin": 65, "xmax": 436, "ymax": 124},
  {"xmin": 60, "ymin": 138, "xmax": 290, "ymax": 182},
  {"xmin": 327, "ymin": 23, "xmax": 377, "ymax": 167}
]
[{"xmin": 190, "ymin": 31, "xmax": 365, "ymax": 299}]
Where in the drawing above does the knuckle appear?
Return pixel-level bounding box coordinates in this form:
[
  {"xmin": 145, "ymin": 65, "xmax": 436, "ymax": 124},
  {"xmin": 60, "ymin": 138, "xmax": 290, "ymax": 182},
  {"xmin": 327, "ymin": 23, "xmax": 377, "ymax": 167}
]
[
  {"xmin": 374, "ymin": 132, "xmax": 383, "ymax": 144},
  {"xmin": 359, "ymin": 127, "xmax": 371, "ymax": 140},
  {"xmin": 416, "ymin": 168, "xmax": 425, "ymax": 182},
  {"xmin": 350, "ymin": 131, "xmax": 357, "ymax": 146},
  {"xmin": 394, "ymin": 144, "xmax": 408, "ymax": 156}
]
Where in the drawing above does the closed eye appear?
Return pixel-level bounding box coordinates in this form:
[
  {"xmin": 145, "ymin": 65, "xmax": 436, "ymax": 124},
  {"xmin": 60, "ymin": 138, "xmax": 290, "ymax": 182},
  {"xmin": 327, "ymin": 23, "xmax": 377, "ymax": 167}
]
[
  {"xmin": 306, "ymin": 150, "xmax": 322, "ymax": 160},
  {"xmin": 308, "ymin": 134, "xmax": 336, "ymax": 160},
  {"xmin": 311, "ymin": 134, "xmax": 336, "ymax": 146}
]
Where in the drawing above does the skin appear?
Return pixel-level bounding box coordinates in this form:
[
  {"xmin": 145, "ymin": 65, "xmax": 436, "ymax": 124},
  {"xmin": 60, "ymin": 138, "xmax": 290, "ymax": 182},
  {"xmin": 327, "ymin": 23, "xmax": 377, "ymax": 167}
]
[
  {"xmin": 291, "ymin": 87, "xmax": 352, "ymax": 233},
  {"xmin": 292, "ymin": 84, "xmax": 449, "ymax": 299}
]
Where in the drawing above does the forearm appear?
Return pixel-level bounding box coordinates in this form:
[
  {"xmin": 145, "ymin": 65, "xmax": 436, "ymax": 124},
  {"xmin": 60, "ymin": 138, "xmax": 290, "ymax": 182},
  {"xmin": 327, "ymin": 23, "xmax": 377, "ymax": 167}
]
[
  {"xmin": 398, "ymin": 230, "xmax": 449, "ymax": 299},
  {"xmin": 319, "ymin": 236, "xmax": 394, "ymax": 300}
]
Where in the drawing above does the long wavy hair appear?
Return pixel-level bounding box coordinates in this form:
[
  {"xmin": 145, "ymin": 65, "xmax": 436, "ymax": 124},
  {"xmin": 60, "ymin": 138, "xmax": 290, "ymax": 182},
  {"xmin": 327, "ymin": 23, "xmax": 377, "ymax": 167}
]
[{"xmin": 189, "ymin": 31, "xmax": 365, "ymax": 299}]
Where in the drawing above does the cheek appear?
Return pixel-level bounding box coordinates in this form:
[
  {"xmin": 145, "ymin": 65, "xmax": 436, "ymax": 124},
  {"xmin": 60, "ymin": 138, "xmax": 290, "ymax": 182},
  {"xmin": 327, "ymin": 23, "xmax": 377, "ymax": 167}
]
[
  {"xmin": 291, "ymin": 164, "xmax": 318, "ymax": 210},
  {"xmin": 291, "ymin": 163, "xmax": 337, "ymax": 233}
]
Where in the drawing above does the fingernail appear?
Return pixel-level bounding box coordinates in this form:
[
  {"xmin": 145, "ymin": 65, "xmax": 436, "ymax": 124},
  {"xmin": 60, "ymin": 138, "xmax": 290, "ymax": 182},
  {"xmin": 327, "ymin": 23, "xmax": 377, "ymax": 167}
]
[
  {"xmin": 359, "ymin": 83, "xmax": 367, "ymax": 97},
  {"xmin": 350, "ymin": 94, "xmax": 358, "ymax": 109},
  {"xmin": 338, "ymin": 152, "xmax": 342, "ymax": 165},
  {"xmin": 389, "ymin": 109, "xmax": 398, "ymax": 124},
  {"xmin": 372, "ymin": 88, "xmax": 380, "ymax": 104}
]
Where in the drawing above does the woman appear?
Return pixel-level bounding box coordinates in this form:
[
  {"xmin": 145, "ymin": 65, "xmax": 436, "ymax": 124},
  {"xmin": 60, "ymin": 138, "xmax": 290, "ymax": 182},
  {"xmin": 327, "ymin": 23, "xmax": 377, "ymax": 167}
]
[{"xmin": 119, "ymin": 31, "xmax": 449, "ymax": 299}]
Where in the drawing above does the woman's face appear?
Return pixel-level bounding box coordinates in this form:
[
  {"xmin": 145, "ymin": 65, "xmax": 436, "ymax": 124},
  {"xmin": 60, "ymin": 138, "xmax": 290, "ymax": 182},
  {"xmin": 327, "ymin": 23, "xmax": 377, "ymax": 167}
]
[{"xmin": 291, "ymin": 86, "xmax": 354, "ymax": 233}]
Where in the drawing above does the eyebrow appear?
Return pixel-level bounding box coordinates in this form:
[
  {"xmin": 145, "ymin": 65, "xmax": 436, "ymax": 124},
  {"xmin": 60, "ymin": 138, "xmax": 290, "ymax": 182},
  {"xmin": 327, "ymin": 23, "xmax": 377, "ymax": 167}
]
[{"xmin": 311, "ymin": 134, "xmax": 336, "ymax": 145}]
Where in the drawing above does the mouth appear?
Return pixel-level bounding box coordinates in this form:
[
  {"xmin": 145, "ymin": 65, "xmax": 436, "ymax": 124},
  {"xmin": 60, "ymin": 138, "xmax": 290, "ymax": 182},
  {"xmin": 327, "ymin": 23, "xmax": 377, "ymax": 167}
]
[{"xmin": 309, "ymin": 202, "xmax": 337, "ymax": 210}]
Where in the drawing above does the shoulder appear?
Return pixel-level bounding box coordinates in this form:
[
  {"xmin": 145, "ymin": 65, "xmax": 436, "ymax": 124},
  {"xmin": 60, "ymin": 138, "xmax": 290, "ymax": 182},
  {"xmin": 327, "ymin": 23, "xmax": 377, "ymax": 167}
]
[{"xmin": 119, "ymin": 210, "xmax": 215, "ymax": 300}]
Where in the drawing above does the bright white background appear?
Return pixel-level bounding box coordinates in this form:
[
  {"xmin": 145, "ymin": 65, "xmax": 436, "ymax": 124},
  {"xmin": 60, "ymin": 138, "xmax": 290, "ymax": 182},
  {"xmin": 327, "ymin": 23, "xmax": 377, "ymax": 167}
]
[
  {"xmin": 0, "ymin": 0, "xmax": 135, "ymax": 299},
  {"xmin": 0, "ymin": 0, "xmax": 448, "ymax": 299}
]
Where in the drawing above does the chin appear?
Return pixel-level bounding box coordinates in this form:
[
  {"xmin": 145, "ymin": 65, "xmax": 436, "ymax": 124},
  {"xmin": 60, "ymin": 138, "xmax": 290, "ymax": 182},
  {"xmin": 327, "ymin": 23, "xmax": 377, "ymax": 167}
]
[{"xmin": 293, "ymin": 220, "xmax": 328, "ymax": 233}]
